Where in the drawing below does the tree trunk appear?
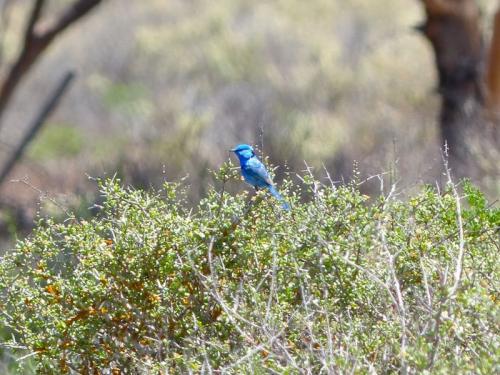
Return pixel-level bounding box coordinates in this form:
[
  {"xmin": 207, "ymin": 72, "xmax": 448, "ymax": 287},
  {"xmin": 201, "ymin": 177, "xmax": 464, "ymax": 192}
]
[
  {"xmin": 486, "ymin": 6, "xmax": 500, "ymax": 118},
  {"xmin": 418, "ymin": 0, "xmax": 485, "ymax": 174}
]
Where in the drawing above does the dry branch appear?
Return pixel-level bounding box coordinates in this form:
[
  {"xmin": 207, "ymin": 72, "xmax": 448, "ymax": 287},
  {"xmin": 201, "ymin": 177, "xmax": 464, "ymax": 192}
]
[
  {"xmin": 0, "ymin": 0, "xmax": 102, "ymax": 126},
  {"xmin": 0, "ymin": 71, "xmax": 75, "ymax": 186}
]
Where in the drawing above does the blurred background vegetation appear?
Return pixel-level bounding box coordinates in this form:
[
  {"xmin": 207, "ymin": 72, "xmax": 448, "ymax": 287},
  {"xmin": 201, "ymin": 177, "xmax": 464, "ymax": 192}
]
[
  {"xmin": 0, "ymin": 0, "xmax": 498, "ymax": 372},
  {"xmin": 0, "ymin": 0, "xmax": 498, "ymax": 240}
]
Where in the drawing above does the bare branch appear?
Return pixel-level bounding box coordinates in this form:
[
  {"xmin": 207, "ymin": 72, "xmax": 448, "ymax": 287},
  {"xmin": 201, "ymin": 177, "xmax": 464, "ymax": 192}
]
[
  {"xmin": 41, "ymin": 0, "xmax": 103, "ymax": 41},
  {"xmin": 24, "ymin": 0, "xmax": 46, "ymax": 47},
  {"xmin": 442, "ymin": 148, "xmax": 466, "ymax": 298},
  {"xmin": 0, "ymin": 71, "xmax": 75, "ymax": 186},
  {"xmin": 0, "ymin": 0, "xmax": 103, "ymax": 125}
]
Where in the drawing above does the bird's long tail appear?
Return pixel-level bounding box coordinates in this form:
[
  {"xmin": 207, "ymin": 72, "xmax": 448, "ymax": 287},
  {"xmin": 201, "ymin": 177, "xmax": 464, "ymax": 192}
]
[{"xmin": 268, "ymin": 185, "xmax": 290, "ymax": 210}]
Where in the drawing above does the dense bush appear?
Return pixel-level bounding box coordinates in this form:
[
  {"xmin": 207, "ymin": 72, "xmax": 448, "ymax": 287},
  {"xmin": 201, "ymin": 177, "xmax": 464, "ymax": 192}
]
[{"xmin": 0, "ymin": 165, "xmax": 498, "ymax": 373}]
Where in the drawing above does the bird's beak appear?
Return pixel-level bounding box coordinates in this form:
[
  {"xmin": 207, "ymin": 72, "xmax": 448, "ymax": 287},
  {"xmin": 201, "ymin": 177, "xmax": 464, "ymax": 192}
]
[{"xmin": 229, "ymin": 148, "xmax": 236, "ymax": 152}]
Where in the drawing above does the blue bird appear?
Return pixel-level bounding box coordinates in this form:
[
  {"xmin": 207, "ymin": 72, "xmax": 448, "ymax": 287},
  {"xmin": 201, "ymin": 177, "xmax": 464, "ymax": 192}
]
[{"xmin": 231, "ymin": 144, "xmax": 290, "ymax": 210}]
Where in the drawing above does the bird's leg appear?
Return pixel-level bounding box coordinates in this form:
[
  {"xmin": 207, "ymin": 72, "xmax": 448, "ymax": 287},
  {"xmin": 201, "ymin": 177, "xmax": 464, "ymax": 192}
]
[
  {"xmin": 251, "ymin": 186, "xmax": 259, "ymax": 203},
  {"xmin": 248, "ymin": 186, "xmax": 264, "ymax": 212}
]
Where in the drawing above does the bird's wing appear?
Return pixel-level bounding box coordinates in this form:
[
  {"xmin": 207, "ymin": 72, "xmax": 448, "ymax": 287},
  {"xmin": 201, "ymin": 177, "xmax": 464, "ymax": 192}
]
[{"xmin": 244, "ymin": 157, "xmax": 273, "ymax": 186}]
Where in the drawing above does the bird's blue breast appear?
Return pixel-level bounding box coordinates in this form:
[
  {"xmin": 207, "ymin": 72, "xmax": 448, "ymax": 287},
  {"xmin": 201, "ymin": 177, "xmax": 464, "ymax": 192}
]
[{"xmin": 240, "ymin": 156, "xmax": 272, "ymax": 188}]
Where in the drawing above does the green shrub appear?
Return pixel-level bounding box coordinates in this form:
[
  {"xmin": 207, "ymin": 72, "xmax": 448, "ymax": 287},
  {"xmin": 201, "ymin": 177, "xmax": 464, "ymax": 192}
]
[{"xmin": 0, "ymin": 166, "xmax": 498, "ymax": 373}]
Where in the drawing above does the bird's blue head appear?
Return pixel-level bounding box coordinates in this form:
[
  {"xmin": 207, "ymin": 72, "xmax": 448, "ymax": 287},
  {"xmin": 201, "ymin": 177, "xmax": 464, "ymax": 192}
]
[{"xmin": 231, "ymin": 144, "xmax": 255, "ymax": 161}]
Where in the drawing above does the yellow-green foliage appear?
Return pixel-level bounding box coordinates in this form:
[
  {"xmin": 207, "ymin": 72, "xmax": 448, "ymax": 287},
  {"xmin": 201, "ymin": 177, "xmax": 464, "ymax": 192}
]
[{"xmin": 0, "ymin": 167, "xmax": 498, "ymax": 373}]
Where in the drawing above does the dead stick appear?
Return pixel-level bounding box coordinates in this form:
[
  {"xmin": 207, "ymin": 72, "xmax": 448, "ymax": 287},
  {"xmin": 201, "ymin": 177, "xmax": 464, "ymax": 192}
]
[{"xmin": 0, "ymin": 71, "xmax": 75, "ymax": 186}]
